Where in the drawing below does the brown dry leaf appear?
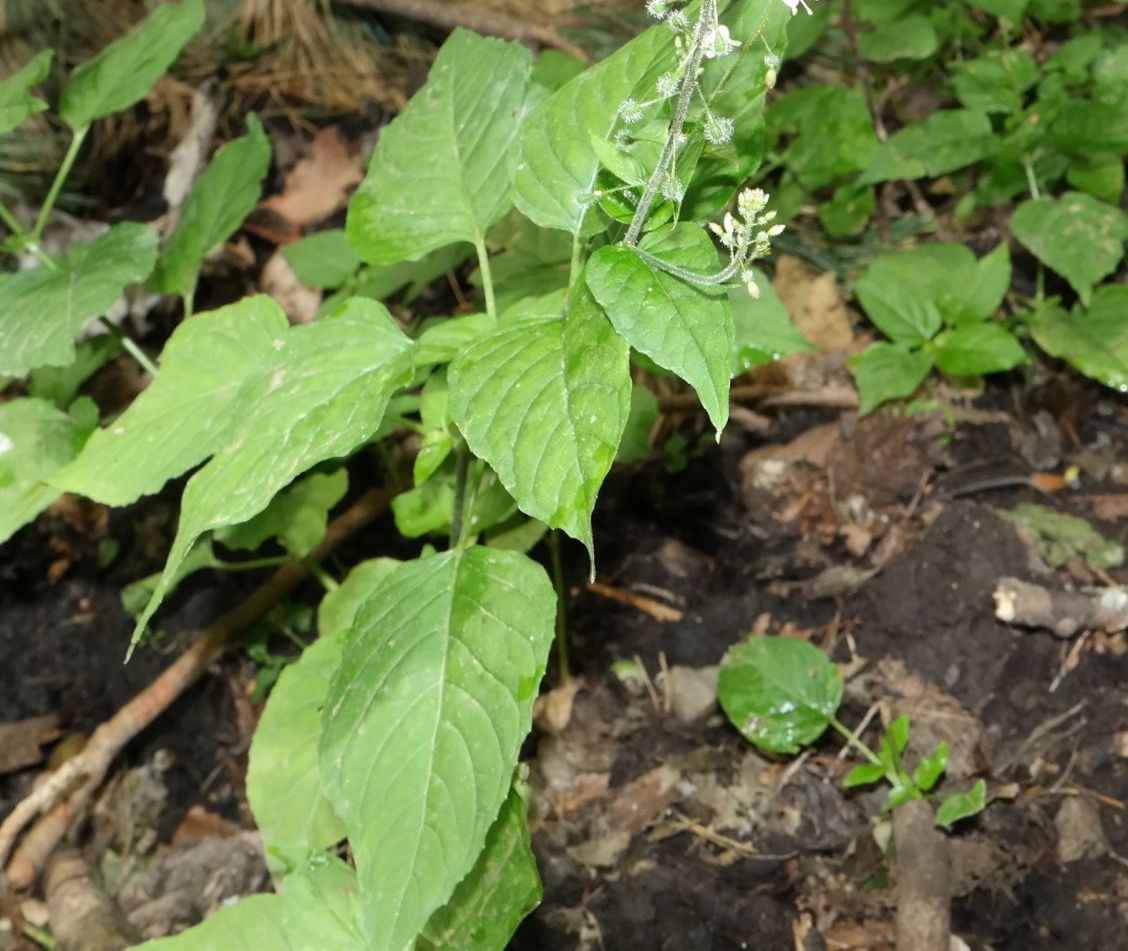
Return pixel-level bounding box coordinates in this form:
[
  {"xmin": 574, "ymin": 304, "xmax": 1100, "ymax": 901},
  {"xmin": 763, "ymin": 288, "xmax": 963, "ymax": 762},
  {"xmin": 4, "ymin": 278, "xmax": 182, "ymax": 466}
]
[
  {"xmin": 1088, "ymin": 494, "xmax": 1128, "ymax": 522},
  {"xmin": 0, "ymin": 715, "xmax": 62, "ymax": 775},
  {"xmin": 257, "ymin": 126, "xmax": 363, "ymax": 235},
  {"xmin": 603, "ymin": 764, "xmax": 682, "ymax": 835},
  {"xmin": 260, "ymin": 251, "xmax": 321, "ymax": 324},
  {"xmin": 534, "ymin": 679, "xmax": 582, "ymax": 735},
  {"xmin": 172, "ymin": 805, "xmax": 241, "ymax": 845},
  {"xmin": 772, "ymin": 256, "xmax": 853, "ymax": 352}
]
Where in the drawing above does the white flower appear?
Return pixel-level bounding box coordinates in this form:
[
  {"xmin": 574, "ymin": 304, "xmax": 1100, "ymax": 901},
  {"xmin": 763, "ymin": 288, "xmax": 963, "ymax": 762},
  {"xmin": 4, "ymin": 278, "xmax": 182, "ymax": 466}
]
[
  {"xmin": 781, "ymin": 0, "xmax": 817, "ymax": 15},
  {"xmin": 702, "ymin": 24, "xmax": 739, "ymax": 59}
]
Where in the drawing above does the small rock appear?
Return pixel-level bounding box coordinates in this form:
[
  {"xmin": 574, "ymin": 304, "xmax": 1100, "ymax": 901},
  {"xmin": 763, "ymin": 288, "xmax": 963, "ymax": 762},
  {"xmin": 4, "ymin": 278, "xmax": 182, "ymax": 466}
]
[
  {"xmin": 1055, "ymin": 797, "xmax": 1108, "ymax": 863},
  {"xmin": 664, "ymin": 665, "xmax": 718, "ymax": 724}
]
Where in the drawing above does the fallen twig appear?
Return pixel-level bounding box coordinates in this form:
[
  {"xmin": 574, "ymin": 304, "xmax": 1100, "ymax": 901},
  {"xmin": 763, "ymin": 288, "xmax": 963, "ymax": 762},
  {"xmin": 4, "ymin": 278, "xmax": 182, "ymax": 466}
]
[
  {"xmin": 587, "ymin": 581, "xmax": 683, "ymax": 622},
  {"xmin": 338, "ymin": 0, "xmax": 593, "ymax": 63},
  {"xmin": 45, "ymin": 849, "xmax": 139, "ymax": 951},
  {"xmin": 0, "ymin": 486, "xmax": 393, "ymax": 888},
  {"xmin": 993, "ymin": 576, "xmax": 1128, "ymax": 639},
  {"xmin": 894, "ymin": 799, "xmax": 950, "ymax": 951}
]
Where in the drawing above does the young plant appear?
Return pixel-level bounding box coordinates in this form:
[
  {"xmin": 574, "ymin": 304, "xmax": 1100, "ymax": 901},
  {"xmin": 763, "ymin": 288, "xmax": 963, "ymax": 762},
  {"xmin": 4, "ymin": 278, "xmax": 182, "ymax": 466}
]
[
  {"xmin": 717, "ymin": 634, "xmax": 987, "ymax": 828},
  {"xmin": 2, "ymin": 0, "xmax": 813, "ymax": 948}
]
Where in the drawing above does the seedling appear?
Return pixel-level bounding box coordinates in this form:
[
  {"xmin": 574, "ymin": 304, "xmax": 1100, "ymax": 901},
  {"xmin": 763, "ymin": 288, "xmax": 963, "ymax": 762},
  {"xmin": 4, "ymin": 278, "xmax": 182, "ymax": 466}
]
[{"xmin": 717, "ymin": 635, "xmax": 986, "ymax": 829}]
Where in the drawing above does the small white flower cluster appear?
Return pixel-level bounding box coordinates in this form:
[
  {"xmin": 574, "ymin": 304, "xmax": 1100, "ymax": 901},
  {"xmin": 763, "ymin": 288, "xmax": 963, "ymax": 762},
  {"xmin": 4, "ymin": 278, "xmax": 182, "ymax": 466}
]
[
  {"xmin": 781, "ymin": 0, "xmax": 820, "ymax": 15},
  {"xmin": 707, "ymin": 187, "xmax": 784, "ymax": 299}
]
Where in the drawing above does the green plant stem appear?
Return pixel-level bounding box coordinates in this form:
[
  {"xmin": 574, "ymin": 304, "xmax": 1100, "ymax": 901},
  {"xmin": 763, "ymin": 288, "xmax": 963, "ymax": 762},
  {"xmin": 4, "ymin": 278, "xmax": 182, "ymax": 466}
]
[
  {"xmin": 32, "ymin": 126, "xmax": 87, "ymax": 243},
  {"xmin": 1022, "ymin": 159, "xmax": 1041, "ymax": 201},
  {"xmin": 0, "ymin": 200, "xmax": 26, "ymax": 239},
  {"xmin": 97, "ymin": 317, "xmax": 160, "ymax": 378},
  {"xmin": 473, "ymin": 236, "xmax": 497, "ymax": 320},
  {"xmin": 0, "ymin": 201, "xmax": 59, "ymax": 269},
  {"xmin": 548, "ymin": 530, "xmax": 570, "ymax": 681},
  {"xmin": 302, "ymin": 556, "xmax": 340, "ymax": 592},
  {"xmin": 567, "ymin": 230, "xmax": 586, "ymax": 303},
  {"xmin": 457, "ymin": 458, "xmax": 486, "ymax": 550},
  {"xmin": 625, "ymin": 0, "xmax": 714, "ymax": 247},
  {"xmin": 181, "ymin": 292, "xmax": 194, "ymax": 320},
  {"xmin": 215, "ymin": 555, "xmax": 290, "ymax": 572},
  {"xmin": 830, "ymin": 717, "xmax": 884, "ymax": 769}
]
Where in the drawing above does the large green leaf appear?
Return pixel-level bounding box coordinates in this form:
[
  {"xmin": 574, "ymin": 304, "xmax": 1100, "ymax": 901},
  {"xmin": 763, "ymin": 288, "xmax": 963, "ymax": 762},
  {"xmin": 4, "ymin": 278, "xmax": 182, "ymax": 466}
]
[
  {"xmin": 347, "ymin": 30, "xmax": 532, "ymax": 264},
  {"xmin": 1011, "ymin": 192, "xmax": 1128, "ymax": 305},
  {"xmin": 130, "ymin": 298, "xmax": 414, "ymax": 650},
  {"xmin": 152, "ymin": 115, "xmax": 272, "ymax": 299},
  {"xmin": 932, "ymin": 323, "xmax": 1027, "ymax": 376},
  {"xmin": 319, "ymin": 547, "xmax": 555, "ymax": 950},
  {"xmin": 587, "ymin": 225, "xmax": 732, "ymax": 433},
  {"xmin": 0, "ymin": 221, "xmax": 158, "ymax": 376},
  {"xmin": 55, "ymin": 296, "xmax": 289, "ymax": 506},
  {"xmin": 419, "ymin": 782, "xmax": 542, "ymax": 950},
  {"xmin": 246, "ymin": 634, "xmax": 347, "ymax": 870},
  {"xmin": 0, "ymin": 49, "xmax": 52, "ymax": 135},
  {"xmin": 0, "ymin": 398, "xmax": 95, "ymax": 544},
  {"xmin": 1027, "ymin": 288, "xmax": 1128, "ymax": 391},
  {"xmin": 512, "ymin": 19, "xmax": 673, "ymax": 234},
  {"xmin": 849, "ymin": 343, "xmax": 934, "ymax": 413},
  {"xmin": 58, "ymin": 0, "xmax": 205, "ymax": 130},
  {"xmin": 133, "ymin": 894, "xmax": 291, "ymax": 951},
  {"xmin": 448, "ymin": 292, "xmax": 631, "ymax": 558},
  {"xmin": 718, "ymin": 635, "xmax": 843, "ymax": 755},
  {"xmin": 858, "ymin": 110, "xmax": 994, "ymax": 184}
]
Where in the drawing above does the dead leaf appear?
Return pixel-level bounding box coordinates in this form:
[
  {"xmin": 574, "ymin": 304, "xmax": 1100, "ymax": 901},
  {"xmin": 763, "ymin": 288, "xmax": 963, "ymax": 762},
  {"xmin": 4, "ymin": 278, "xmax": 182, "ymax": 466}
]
[
  {"xmin": 260, "ymin": 251, "xmax": 321, "ymax": 324},
  {"xmin": 1088, "ymin": 494, "xmax": 1128, "ymax": 522},
  {"xmin": 534, "ymin": 679, "xmax": 582, "ymax": 734},
  {"xmin": 255, "ymin": 126, "xmax": 363, "ymax": 239},
  {"xmin": 0, "ymin": 714, "xmax": 62, "ymax": 774},
  {"xmin": 772, "ymin": 256, "xmax": 853, "ymax": 352}
]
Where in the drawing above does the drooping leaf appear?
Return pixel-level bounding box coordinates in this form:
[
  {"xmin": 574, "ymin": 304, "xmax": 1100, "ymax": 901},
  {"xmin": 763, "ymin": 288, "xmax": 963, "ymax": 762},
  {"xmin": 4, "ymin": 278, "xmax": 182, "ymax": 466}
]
[
  {"xmin": 932, "ymin": 323, "xmax": 1027, "ymax": 377},
  {"xmin": 859, "ymin": 110, "xmax": 994, "ymax": 184},
  {"xmin": 935, "ymin": 779, "xmax": 987, "ymax": 829},
  {"xmin": 347, "ymin": 30, "xmax": 532, "ymax": 264},
  {"xmin": 133, "ymin": 894, "xmax": 291, "ymax": 951},
  {"xmin": 0, "ymin": 49, "xmax": 52, "ymax": 135},
  {"xmin": 1011, "ymin": 192, "xmax": 1128, "ymax": 305},
  {"xmin": 0, "ymin": 222, "xmax": 158, "ymax": 377},
  {"xmin": 718, "ymin": 635, "xmax": 844, "ymax": 755},
  {"xmin": 319, "ymin": 547, "xmax": 555, "ymax": 950},
  {"xmin": 55, "ymin": 296, "xmax": 289, "ymax": 506},
  {"xmin": 130, "ymin": 298, "xmax": 414, "ymax": 651},
  {"xmin": 850, "ymin": 343, "xmax": 934, "ymax": 413},
  {"xmin": 0, "ymin": 398, "xmax": 95, "ymax": 544},
  {"xmin": 246, "ymin": 634, "xmax": 347, "ymax": 871},
  {"xmin": 151, "ymin": 115, "xmax": 272, "ymax": 299},
  {"xmin": 418, "ymin": 781, "xmax": 542, "ymax": 950},
  {"xmin": 587, "ymin": 225, "xmax": 732, "ymax": 433},
  {"xmin": 448, "ymin": 291, "xmax": 631, "ymax": 559},
  {"xmin": 218, "ymin": 469, "xmax": 348, "ymax": 558},
  {"xmin": 58, "ymin": 0, "xmax": 206, "ymax": 130},
  {"xmin": 1027, "ymin": 288, "xmax": 1128, "ymax": 391}
]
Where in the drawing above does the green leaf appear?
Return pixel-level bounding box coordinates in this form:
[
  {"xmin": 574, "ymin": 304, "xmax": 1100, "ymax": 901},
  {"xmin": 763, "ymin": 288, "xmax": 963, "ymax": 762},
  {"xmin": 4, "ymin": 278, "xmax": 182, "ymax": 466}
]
[
  {"xmin": 933, "ymin": 323, "xmax": 1027, "ymax": 377},
  {"xmin": 152, "ymin": 115, "xmax": 272, "ymax": 298},
  {"xmin": 1011, "ymin": 192, "xmax": 1128, "ymax": 305},
  {"xmin": 347, "ymin": 30, "xmax": 532, "ymax": 264},
  {"xmin": 0, "ymin": 221, "xmax": 158, "ymax": 376},
  {"xmin": 844, "ymin": 762, "xmax": 887, "ymax": 788},
  {"xmin": 730, "ymin": 273, "xmax": 815, "ymax": 373},
  {"xmin": 587, "ymin": 225, "xmax": 732, "ymax": 433},
  {"xmin": 246, "ymin": 635, "xmax": 347, "ymax": 871},
  {"xmin": 319, "ymin": 547, "xmax": 555, "ymax": 950},
  {"xmin": 281, "ymin": 230, "xmax": 363, "ymax": 290},
  {"xmin": 912, "ymin": 742, "xmax": 948, "ymax": 792},
  {"xmin": 964, "ymin": 0, "xmax": 1028, "ymax": 21},
  {"xmin": 27, "ymin": 335, "xmax": 120, "ymax": 409},
  {"xmin": 532, "ymin": 50, "xmax": 586, "ymax": 91},
  {"xmin": 418, "ymin": 782, "xmax": 542, "ymax": 950},
  {"xmin": 770, "ymin": 86, "xmax": 879, "ymax": 191},
  {"xmin": 512, "ymin": 19, "xmax": 673, "ymax": 235},
  {"xmin": 935, "ymin": 779, "xmax": 987, "ymax": 829},
  {"xmin": 58, "ymin": 0, "xmax": 206, "ymax": 130},
  {"xmin": 318, "ymin": 558, "xmax": 402, "ymax": 640},
  {"xmin": 885, "ymin": 714, "xmax": 911, "ymax": 755},
  {"xmin": 120, "ymin": 538, "xmax": 220, "ymax": 621},
  {"xmin": 854, "ymin": 280, "xmax": 943, "ymax": 346},
  {"xmin": 55, "ymin": 297, "xmax": 289, "ymax": 506},
  {"xmin": 218, "ymin": 469, "xmax": 348, "ymax": 558},
  {"xmin": 281, "ymin": 858, "xmax": 365, "ymax": 951},
  {"xmin": 132, "ymin": 894, "xmax": 291, "ymax": 950},
  {"xmin": 393, "ymin": 479, "xmax": 457, "ymax": 538},
  {"xmin": 415, "ymin": 314, "xmax": 497, "ymax": 367},
  {"xmin": 1047, "ymin": 100, "xmax": 1128, "ymax": 157},
  {"xmin": 717, "ymin": 635, "xmax": 844, "ymax": 755},
  {"xmin": 1065, "ymin": 155, "xmax": 1125, "ymax": 205},
  {"xmin": 1027, "ymin": 288, "xmax": 1128, "ymax": 391},
  {"xmin": 858, "ymin": 15, "xmax": 938, "ymax": 62},
  {"xmin": 950, "ymin": 49, "xmax": 1037, "ymax": 114},
  {"xmin": 448, "ymin": 292, "xmax": 631, "ymax": 559},
  {"xmin": 819, "ymin": 183, "xmax": 875, "ymax": 238},
  {"xmin": 850, "ymin": 343, "xmax": 934, "ymax": 414},
  {"xmin": 616, "ymin": 384, "xmax": 659, "ymax": 465},
  {"xmin": 859, "ymin": 110, "xmax": 994, "ymax": 184},
  {"xmin": 0, "ymin": 398, "xmax": 95, "ymax": 544},
  {"xmin": 0, "ymin": 49, "xmax": 52, "ymax": 135},
  {"xmin": 130, "ymin": 298, "xmax": 414, "ymax": 651}
]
